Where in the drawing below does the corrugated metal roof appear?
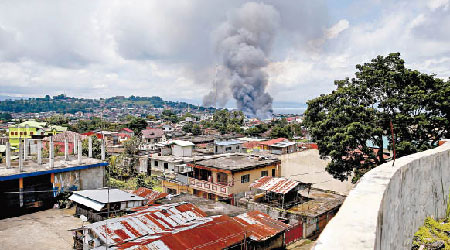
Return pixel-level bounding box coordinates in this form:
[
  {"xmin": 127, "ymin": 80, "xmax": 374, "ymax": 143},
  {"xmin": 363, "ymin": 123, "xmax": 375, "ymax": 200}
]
[
  {"xmin": 132, "ymin": 187, "xmax": 168, "ymax": 204},
  {"xmin": 84, "ymin": 202, "xmax": 208, "ymax": 247},
  {"xmin": 72, "ymin": 189, "xmax": 146, "ymax": 204},
  {"xmin": 250, "ymin": 176, "xmax": 299, "ymax": 194},
  {"xmin": 170, "ymin": 140, "xmax": 195, "ymax": 147},
  {"xmin": 259, "ymin": 138, "xmax": 287, "ymax": 146},
  {"xmin": 69, "ymin": 193, "xmax": 105, "ymax": 211},
  {"xmin": 118, "ymin": 215, "xmax": 245, "ymax": 250},
  {"xmin": 270, "ymin": 141, "xmax": 297, "ymax": 148},
  {"xmin": 233, "ymin": 210, "xmax": 290, "ymax": 241},
  {"xmin": 117, "ymin": 211, "xmax": 289, "ymax": 249}
]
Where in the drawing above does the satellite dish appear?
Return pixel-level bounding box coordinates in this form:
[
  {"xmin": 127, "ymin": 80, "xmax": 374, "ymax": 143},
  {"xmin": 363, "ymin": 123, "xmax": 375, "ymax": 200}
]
[{"xmin": 80, "ymin": 215, "xmax": 88, "ymax": 222}]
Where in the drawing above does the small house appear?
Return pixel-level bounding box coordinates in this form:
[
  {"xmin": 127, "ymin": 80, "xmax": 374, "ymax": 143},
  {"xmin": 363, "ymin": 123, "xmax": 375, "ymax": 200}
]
[
  {"xmin": 69, "ymin": 188, "xmax": 146, "ymax": 222},
  {"xmin": 214, "ymin": 140, "xmax": 243, "ymax": 154}
]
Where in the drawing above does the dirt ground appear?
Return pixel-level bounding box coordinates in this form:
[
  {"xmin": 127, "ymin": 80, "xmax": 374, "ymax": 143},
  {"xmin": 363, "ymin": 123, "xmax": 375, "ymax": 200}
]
[
  {"xmin": 287, "ymin": 239, "xmax": 316, "ymax": 250},
  {"xmin": 280, "ymin": 149, "xmax": 354, "ymax": 195},
  {"xmin": 0, "ymin": 208, "xmax": 84, "ymax": 250}
]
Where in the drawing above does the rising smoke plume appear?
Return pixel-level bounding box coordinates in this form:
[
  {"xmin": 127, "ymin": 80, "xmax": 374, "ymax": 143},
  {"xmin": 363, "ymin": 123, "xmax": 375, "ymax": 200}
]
[{"xmin": 203, "ymin": 2, "xmax": 280, "ymax": 119}]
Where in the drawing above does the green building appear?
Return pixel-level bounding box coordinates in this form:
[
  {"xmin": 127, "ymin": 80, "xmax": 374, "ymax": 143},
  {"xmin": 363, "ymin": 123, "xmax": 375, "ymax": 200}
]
[{"xmin": 8, "ymin": 120, "xmax": 67, "ymax": 149}]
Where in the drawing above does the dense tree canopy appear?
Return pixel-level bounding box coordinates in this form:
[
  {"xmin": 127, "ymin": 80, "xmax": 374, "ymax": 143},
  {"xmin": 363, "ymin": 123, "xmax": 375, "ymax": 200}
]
[
  {"xmin": 127, "ymin": 117, "xmax": 147, "ymax": 135},
  {"xmin": 269, "ymin": 118, "xmax": 303, "ymax": 139},
  {"xmin": 304, "ymin": 53, "xmax": 450, "ymax": 182},
  {"xmin": 46, "ymin": 115, "xmax": 70, "ymax": 126},
  {"xmin": 182, "ymin": 122, "xmax": 202, "ymax": 135},
  {"xmin": 161, "ymin": 109, "xmax": 179, "ymax": 123},
  {"xmin": 0, "ymin": 112, "xmax": 12, "ymax": 121},
  {"xmin": 201, "ymin": 109, "xmax": 245, "ymax": 134},
  {"xmin": 70, "ymin": 117, "xmax": 119, "ymax": 133},
  {"xmin": 0, "ymin": 95, "xmax": 208, "ymax": 113}
]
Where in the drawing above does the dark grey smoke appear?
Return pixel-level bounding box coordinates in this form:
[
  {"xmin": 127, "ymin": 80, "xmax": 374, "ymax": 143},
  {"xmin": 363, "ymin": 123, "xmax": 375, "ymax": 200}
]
[{"xmin": 203, "ymin": 2, "xmax": 280, "ymax": 119}]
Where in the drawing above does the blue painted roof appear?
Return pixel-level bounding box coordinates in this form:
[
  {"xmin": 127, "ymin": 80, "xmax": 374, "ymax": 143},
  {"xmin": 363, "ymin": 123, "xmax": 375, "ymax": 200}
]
[
  {"xmin": 214, "ymin": 140, "xmax": 243, "ymax": 146},
  {"xmin": 0, "ymin": 162, "xmax": 108, "ymax": 181}
]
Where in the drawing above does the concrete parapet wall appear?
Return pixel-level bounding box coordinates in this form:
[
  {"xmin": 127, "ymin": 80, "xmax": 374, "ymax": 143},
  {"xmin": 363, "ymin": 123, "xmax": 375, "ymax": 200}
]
[
  {"xmin": 80, "ymin": 165, "xmax": 105, "ymax": 190},
  {"xmin": 314, "ymin": 142, "xmax": 450, "ymax": 250}
]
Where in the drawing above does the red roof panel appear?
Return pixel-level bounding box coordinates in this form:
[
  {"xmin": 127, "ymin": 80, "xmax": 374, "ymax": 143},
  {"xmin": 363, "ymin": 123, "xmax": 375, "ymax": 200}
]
[
  {"xmin": 132, "ymin": 187, "xmax": 168, "ymax": 204},
  {"xmin": 250, "ymin": 176, "xmax": 300, "ymax": 194}
]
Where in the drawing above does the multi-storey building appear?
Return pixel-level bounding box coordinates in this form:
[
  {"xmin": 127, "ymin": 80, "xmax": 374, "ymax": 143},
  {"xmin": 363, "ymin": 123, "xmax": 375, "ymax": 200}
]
[
  {"xmin": 7, "ymin": 120, "xmax": 67, "ymax": 149},
  {"xmin": 161, "ymin": 153, "xmax": 281, "ymax": 204}
]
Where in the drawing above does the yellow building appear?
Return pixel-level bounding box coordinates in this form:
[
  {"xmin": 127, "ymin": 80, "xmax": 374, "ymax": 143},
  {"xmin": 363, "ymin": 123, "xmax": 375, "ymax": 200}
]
[
  {"xmin": 162, "ymin": 154, "xmax": 281, "ymax": 205},
  {"xmin": 8, "ymin": 120, "xmax": 67, "ymax": 149}
]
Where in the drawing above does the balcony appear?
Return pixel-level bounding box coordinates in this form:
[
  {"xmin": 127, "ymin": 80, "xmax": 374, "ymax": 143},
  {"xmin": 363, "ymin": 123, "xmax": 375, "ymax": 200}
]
[{"xmin": 188, "ymin": 177, "xmax": 230, "ymax": 196}]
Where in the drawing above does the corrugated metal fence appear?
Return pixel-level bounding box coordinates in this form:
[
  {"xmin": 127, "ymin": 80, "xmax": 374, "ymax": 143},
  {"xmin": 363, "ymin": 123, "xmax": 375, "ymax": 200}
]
[{"xmin": 285, "ymin": 222, "xmax": 303, "ymax": 245}]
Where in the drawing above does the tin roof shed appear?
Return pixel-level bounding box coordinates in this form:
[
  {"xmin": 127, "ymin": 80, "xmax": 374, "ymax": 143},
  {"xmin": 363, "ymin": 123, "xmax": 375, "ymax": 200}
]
[{"xmin": 250, "ymin": 176, "xmax": 300, "ymax": 194}]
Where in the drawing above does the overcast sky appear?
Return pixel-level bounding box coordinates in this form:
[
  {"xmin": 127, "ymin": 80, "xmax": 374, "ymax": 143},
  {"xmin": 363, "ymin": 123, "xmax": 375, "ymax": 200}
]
[{"xmin": 0, "ymin": 0, "xmax": 449, "ymax": 106}]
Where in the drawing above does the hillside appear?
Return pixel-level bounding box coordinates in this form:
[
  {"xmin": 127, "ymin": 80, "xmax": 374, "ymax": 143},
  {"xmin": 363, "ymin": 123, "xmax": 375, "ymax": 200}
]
[{"xmin": 0, "ymin": 94, "xmax": 212, "ymax": 114}]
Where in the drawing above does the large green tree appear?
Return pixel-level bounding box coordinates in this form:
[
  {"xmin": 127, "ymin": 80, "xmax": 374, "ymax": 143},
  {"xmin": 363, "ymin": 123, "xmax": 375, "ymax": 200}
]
[
  {"xmin": 127, "ymin": 117, "xmax": 147, "ymax": 135},
  {"xmin": 304, "ymin": 53, "xmax": 449, "ymax": 182}
]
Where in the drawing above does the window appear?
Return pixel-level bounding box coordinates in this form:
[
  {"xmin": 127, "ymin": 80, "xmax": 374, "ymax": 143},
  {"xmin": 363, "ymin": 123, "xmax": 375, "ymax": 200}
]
[
  {"xmin": 217, "ymin": 172, "xmax": 228, "ymax": 184},
  {"xmin": 208, "ymin": 193, "xmax": 216, "ymax": 200},
  {"xmin": 30, "ymin": 132, "xmax": 33, "ymax": 135},
  {"xmin": 241, "ymin": 174, "xmax": 250, "ymax": 183},
  {"xmin": 167, "ymin": 188, "xmax": 177, "ymax": 195},
  {"xmin": 154, "ymin": 160, "xmax": 159, "ymax": 167},
  {"xmin": 226, "ymin": 146, "xmax": 232, "ymax": 151},
  {"xmin": 164, "ymin": 162, "xmax": 169, "ymax": 169},
  {"xmin": 24, "ymin": 132, "xmax": 27, "ymax": 135},
  {"xmin": 261, "ymin": 170, "xmax": 268, "ymax": 177},
  {"xmin": 272, "ymin": 169, "xmax": 276, "ymax": 177}
]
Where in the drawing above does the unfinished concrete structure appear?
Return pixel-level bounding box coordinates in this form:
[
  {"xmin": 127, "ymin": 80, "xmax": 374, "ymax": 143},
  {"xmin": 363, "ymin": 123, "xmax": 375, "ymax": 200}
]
[{"xmin": 0, "ymin": 137, "xmax": 107, "ymax": 218}]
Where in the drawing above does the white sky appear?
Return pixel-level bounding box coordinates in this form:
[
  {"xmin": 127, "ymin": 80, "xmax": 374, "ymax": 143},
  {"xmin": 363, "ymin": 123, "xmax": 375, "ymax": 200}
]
[{"xmin": 0, "ymin": 0, "xmax": 449, "ymax": 105}]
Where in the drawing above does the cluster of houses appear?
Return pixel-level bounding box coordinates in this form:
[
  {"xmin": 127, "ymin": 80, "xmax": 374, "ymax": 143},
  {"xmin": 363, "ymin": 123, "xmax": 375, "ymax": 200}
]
[{"xmin": 0, "ymin": 115, "xmax": 347, "ymax": 249}]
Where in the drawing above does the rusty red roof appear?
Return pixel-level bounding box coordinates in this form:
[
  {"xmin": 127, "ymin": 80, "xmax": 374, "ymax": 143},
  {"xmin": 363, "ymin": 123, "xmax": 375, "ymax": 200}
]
[
  {"xmin": 118, "ymin": 215, "xmax": 245, "ymax": 250},
  {"xmin": 250, "ymin": 176, "xmax": 300, "ymax": 194},
  {"xmin": 259, "ymin": 138, "xmax": 287, "ymax": 146},
  {"xmin": 84, "ymin": 202, "xmax": 208, "ymax": 246},
  {"xmin": 233, "ymin": 210, "xmax": 290, "ymax": 241},
  {"xmin": 121, "ymin": 128, "xmax": 133, "ymax": 133},
  {"xmin": 132, "ymin": 187, "xmax": 168, "ymax": 204},
  {"xmin": 118, "ymin": 211, "xmax": 289, "ymax": 249},
  {"xmin": 80, "ymin": 203, "xmax": 289, "ymax": 249}
]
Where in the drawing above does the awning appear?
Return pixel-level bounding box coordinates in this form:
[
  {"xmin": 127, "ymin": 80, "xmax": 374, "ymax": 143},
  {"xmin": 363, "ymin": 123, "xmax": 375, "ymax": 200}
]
[{"xmin": 69, "ymin": 193, "xmax": 105, "ymax": 211}]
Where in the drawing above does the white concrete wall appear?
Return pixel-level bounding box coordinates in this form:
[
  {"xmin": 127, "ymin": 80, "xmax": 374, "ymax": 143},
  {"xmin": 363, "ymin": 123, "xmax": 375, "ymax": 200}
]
[
  {"xmin": 314, "ymin": 142, "xmax": 450, "ymax": 250},
  {"xmin": 136, "ymin": 157, "xmax": 148, "ymax": 173},
  {"xmin": 215, "ymin": 144, "xmax": 242, "ymax": 154},
  {"xmin": 79, "ymin": 165, "xmax": 105, "ymax": 190},
  {"xmin": 280, "ymin": 150, "xmax": 354, "ymax": 195},
  {"xmin": 150, "ymin": 159, "xmax": 176, "ymax": 173},
  {"xmin": 172, "ymin": 145, "xmax": 192, "ymax": 157}
]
